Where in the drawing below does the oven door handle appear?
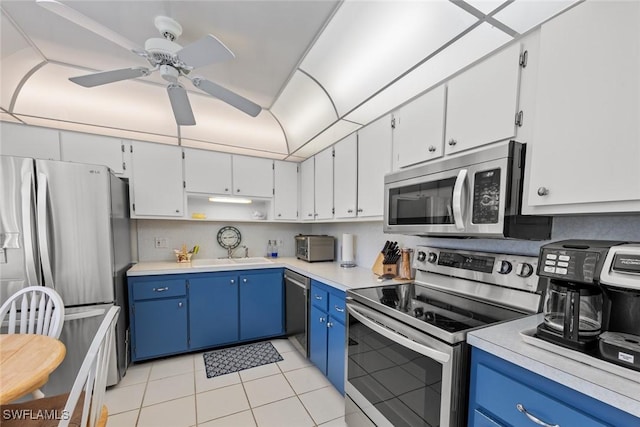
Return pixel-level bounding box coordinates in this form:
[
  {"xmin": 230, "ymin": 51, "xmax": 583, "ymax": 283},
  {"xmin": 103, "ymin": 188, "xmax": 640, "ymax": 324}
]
[
  {"xmin": 452, "ymin": 168, "xmax": 467, "ymax": 231},
  {"xmin": 347, "ymin": 304, "xmax": 450, "ymax": 364}
]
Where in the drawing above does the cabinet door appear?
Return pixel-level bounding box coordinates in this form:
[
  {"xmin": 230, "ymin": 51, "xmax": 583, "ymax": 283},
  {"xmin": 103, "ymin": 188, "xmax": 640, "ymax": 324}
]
[
  {"xmin": 395, "ymin": 86, "xmax": 446, "ymax": 168},
  {"xmin": 188, "ymin": 274, "xmax": 239, "ymax": 349},
  {"xmin": 314, "ymin": 147, "xmax": 334, "ymax": 220},
  {"xmin": 239, "ymin": 271, "xmax": 283, "ymax": 340},
  {"xmin": 232, "ymin": 155, "xmax": 273, "ymax": 198},
  {"xmin": 445, "ymin": 43, "xmax": 521, "ymax": 155},
  {"xmin": 1, "ymin": 123, "xmax": 60, "ymax": 160},
  {"xmin": 133, "ymin": 297, "xmax": 188, "ymax": 360},
  {"xmin": 184, "ymin": 148, "xmax": 232, "ymax": 194},
  {"xmin": 60, "ymin": 131, "xmax": 124, "ymax": 174},
  {"xmin": 309, "ymin": 304, "xmax": 328, "ymax": 375},
  {"xmin": 526, "ymin": 1, "xmax": 640, "ymax": 212},
  {"xmin": 327, "ymin": 317, "xmax": 346, "ymax": 394},
  {"xmin": 300, "ymin": 157, "xmax": 315, "ymax": 220},
  {"xmin": 273, "ymin": 160, "xmax": 298, "ymax": 220},
  {"xmin": 333, "ymin": 134, "xmax": 357, "ymax": 219},
  {"xmin": 130, "ymin": 141, "xmax": 184, "ymax": 217},
  {"xmin": 358, "ymin": 115, "xmax": 392, "ymax": 217}
]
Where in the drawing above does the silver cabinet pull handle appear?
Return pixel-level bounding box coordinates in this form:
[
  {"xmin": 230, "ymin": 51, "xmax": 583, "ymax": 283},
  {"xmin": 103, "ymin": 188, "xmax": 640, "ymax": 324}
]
[
  {"xmin": 243, "ymin": 278, "xmax": 248, "ymax": 283},
  {"xmin": 315, "ymin": 295, "xmax": 323, "ymax": 300},
  {"xmin": 357, "ymin": 208, "xmax": 363, "ymax": 213},
  {"xmin": 178, "ymin": 302, "xmax": 183, "ymax": 307},
  {"xmin": 428, "ymin": 145, "xmax": 436, "ymax": 152},
  {"xmin": 327, "ymin": 321, "xmax": 334, "ymax": 328},
  {"xmin": 319, "ymin": 317, "xmax": 325, "ymax": 323},
  {"xmin": 448, "ymin": 138, "xmax": 457, "ymax": 146},
  {"xmin": 516, "ymin": 404, "xmax": 559, "ymax": 427},
  {"xmin": 230, "ymin": 279, "xmax": 235, "ymax": 284},
  {"xmin": 334, "ymin": 305, "xmax": 344, "ymax": 313},
  {"xmin": 537, "ymin": 187, "xmax": 549, "ymax": 196},
  {"xmin": 153, "ymin": 287, "xmax": 169, "ymax": 292}
]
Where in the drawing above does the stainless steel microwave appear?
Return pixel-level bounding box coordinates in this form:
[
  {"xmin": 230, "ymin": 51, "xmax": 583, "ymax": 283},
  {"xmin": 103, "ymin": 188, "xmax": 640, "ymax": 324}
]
[{"xmin": 384, "ymin": 140, "xmax": 552, "ymax": 239}]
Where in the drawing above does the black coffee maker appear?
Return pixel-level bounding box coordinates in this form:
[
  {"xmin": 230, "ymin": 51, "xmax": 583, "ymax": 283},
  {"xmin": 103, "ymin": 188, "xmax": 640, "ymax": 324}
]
[
  {"xmin": 535, "ymin": 240, "xmax": 627, "ymax": 352},
  {"xmin": 597, "ymin": 244, "xmax": 640, "ymax": 371}
]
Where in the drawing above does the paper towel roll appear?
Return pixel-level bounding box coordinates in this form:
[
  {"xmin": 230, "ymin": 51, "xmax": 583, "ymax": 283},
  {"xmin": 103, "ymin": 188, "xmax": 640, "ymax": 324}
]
[{"xmin": 342, "ymin": 234, "xmax": 355, "ymax": 264}]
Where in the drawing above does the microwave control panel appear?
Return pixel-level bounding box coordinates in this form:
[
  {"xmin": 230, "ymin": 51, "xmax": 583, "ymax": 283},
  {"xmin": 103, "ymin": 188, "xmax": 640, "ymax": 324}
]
[{"xmin": 472, "ymin": 168, "xmax": 501, "ymax": 224}]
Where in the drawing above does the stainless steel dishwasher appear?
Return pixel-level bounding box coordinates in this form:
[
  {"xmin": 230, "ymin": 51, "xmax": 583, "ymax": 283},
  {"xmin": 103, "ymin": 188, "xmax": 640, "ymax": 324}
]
[{"xmin": 285, "ymin": 269, "xmax": 310, "ymax": 357}]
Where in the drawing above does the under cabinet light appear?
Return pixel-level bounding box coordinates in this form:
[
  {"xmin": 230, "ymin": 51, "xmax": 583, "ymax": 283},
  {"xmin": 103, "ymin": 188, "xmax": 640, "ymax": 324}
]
[{"xmin": 208, "ymin": 197, "xmax": 252, "ymax": 204}]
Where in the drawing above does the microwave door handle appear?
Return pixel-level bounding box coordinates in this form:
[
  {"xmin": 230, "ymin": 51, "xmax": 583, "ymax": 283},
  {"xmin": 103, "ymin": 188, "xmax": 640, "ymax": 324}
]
[{"xmin": 452, "ymin": 169, "xmax": 467, "ymax": 230}]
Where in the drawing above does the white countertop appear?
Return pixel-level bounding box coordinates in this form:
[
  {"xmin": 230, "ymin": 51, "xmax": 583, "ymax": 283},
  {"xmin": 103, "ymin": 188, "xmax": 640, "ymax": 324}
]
[
  {"xmin": 468, "ymin": 314, "xmax": 640, "ymax": 418},
  {"xmin": 127, "ymin": 257, "xmax": 390, "ymax": 292}
]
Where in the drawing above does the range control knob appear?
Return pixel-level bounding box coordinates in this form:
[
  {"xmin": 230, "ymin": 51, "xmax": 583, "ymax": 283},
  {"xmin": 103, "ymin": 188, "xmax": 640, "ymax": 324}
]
[
  {"xmin": 417, "ymin": 251, "xmax": 427, "ymax": 262},
  {"xmin": 516, "ymin": 263, "xmax": 534, "ymax": 277},
  {"xmin": 498, "ymin": 260, "xmax": 513, "ymax": 274},
  {"xmin": 427, "ymin": 252, "xmax": 438, "ymax": 263}
]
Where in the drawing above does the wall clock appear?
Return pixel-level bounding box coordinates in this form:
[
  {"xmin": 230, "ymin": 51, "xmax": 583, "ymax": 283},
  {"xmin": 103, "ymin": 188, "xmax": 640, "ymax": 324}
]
[{"xmin": 217, "ymin": 226, "xmax": 242, "ymax": 250}]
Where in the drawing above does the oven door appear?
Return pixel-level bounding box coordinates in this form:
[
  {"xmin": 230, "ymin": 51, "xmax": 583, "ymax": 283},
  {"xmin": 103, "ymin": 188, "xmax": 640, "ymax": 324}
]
[{"xmin": 346, "ymin": 301, "xmax": 468, "ymax": 427}]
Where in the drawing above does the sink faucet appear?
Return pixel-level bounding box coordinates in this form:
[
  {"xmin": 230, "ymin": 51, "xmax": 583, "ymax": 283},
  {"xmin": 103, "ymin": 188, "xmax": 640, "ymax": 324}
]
[{"xmin": 228, "ymin": 245, "xmax": 248, "ymax": 258}]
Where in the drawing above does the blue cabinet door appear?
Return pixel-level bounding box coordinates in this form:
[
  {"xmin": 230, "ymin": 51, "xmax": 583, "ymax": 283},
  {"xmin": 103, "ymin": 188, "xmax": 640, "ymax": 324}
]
[
  {"xmin": 327, "ymin": 317, "xmax": 346, "ymax": 394},
  {"xmin": 239, "ymin": 270, "xmax": 284, "ymax": 340},
  {"xmin": 310, "ymin": 304, "xmax": 328, "ymax": 374},
  {"xmin": 189, "ymin": 274, "xmax": 239, "ymax": 349},
  {"xmin": 133, "ymin": 297, "xmax": 188, "ymax": 360}
]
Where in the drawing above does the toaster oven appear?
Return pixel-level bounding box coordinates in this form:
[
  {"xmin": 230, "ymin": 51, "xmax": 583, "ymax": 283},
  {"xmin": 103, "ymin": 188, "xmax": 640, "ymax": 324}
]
[{"xmin": 295, "ymin": 235, "xmax": 335, "ymax": 262}]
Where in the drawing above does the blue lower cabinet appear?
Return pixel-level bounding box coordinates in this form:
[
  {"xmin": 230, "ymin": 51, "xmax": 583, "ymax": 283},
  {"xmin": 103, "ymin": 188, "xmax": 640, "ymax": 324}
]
[
  {"xmin": 133, "ymin": 297, "xmax": 188, "ymax": 360},
  {"xmin": 309, "ymin": 280, "xmax": 346, "ymax": 394},
  {"xmin": 189, "ymin": 274, "xmax": 239, "ymax": 349},
  {"xmin": 239, "ymin": 270, "xmax": 284, "ymax": 340},
  {"xmin": 469, "ymin": 347, "xmax": 640, "ymax": 427},
  {"xmin": 129, "ymin": 269, "xmax": 284, "ymax": 361}
]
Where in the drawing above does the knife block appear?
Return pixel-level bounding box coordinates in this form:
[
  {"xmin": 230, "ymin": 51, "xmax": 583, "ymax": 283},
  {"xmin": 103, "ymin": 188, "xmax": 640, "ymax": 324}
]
[{"xmin": 372, "ymin": 253, "xmax": 398, "ymax": 277}]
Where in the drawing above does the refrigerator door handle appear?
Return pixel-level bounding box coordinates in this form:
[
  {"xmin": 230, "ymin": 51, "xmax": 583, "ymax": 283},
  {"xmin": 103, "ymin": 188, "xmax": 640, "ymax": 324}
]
[
  {"xmin": 37, "ymin": 172, "xmax": 54, "ymax": 288},
  {"xmin": 64, "ymin": 307, "xmax": 107, "ymax": 321},
  {"xmin": 22, "ymin": 167, "xmax": 39, "ymax": 285}
]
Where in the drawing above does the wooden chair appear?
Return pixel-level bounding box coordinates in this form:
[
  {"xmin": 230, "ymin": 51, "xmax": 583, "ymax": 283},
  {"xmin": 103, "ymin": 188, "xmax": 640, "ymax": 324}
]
[
  {"xmin": 0, "ymin": 306, "xmax": 120, "ymax": 427},
  {"xmin": 0, "ymin": 286, "xmax": 65, "ymax": 399}
]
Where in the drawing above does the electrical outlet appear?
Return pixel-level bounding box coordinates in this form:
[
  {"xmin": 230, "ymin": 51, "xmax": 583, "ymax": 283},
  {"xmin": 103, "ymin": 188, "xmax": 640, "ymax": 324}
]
[{"xmin": 154, "ymin": 237, "xmax": 168, "ymax": 248}]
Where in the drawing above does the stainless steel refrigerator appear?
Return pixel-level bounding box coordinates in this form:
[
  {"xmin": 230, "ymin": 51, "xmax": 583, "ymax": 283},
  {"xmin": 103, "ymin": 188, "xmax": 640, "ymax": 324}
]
[{"xmin": 0, "ymin": 155, "xmax": 132, "ymax": 395}]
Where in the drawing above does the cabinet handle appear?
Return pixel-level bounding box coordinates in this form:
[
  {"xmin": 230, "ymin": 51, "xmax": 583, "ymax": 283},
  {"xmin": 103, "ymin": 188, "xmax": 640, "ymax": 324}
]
[
  {"xmin": 334, "ymin": 305, "xmax": 344, "ymax": 313},
  {"xmin": 278, "ymin": 213, "xmax": 282, "ymax": 217},
  {"xmin": 230, "ymin": 279, "xmax": 235, "ymax": 284},
  {"xmin": 357, "ymin": 208, "xmax": 363, "ymax": 213},
  {"xmin": 347, "ymin": 209, "xmax": 353, "ymax": 213},
  {"xmin": 153, "ymin": 287, "xmax": 169, "ymax": 292},
  {"xmin": 516, "ymin": 403, "xmax": 559, "ymax": 427},
  {"xmin": 308, "ymin": 213, "xmax": 313, "ymax": 217},
  {"xmin": 236, "ymin": 189, "xmax": 240, "ymax": 193},
  {"xmin": 315, "ymin": 295, "xmax": 323, "ymax": 300},
  {"xmin": 319, "ymin": 317, "xmax": 326, "ymax": 323},
  {"xmin": 327, "ymin": 321, "xmax": 334, "ymax": 328},
  {"xmin": 537, "ymin": 187, "xmax": 549, "ymax": 196},
  {"xmin": 225, "ymin": 188, "xmax": 229, "ymax": 192},
  {"xmin": 428, "ymin": 145, "xmax": 436, "ymax": 152},
  {"xmin": 448, "ymin": 138, "xmax": 457, "ymax": 146},
  {"xmin": 243, "ymin": 278, "xmax": 248, "ymax": 283},
  {"xmin": 178, "ymin": 302, "xmax": 183, "ymax": 308}
]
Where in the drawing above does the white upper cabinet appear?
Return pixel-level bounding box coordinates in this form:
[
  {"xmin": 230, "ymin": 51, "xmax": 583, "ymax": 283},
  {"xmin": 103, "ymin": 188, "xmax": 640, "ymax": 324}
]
[
  {"xmin": 394, "ymin": 85, "xmax": 446, "ymax": 168},
  {"xmin": 300, "ymin": 157, "xmax": 315, "ymax": 221},
  {"xmin": 314, "ymin": 147, "xmax": 334, "ymax": 220},
  {"xmin": 60, "ymin": 131, "xmax": 124, "ymax": 175},
  {"xmin": 445, "ymin": 43, "xmax": 523, "ymax": 155},
  {"xmin": 273, "ymin": 160, "xmax": 298, "ymax": 220},
  {"xmin": 333, "ymin": 134, "xmax": 358, "ymax": 219},
  {"xmin": 232, "ymin": 155, "xmax": 273, "ymax": 198},
  {"xmin": 525, "ymin": 1, "xmax": 640, "ymax": 214},
  {"xmin": 183, "ymin": 148, "xmax": 232, "ymax": 195},
  {"xmin": 130, "ymin": 141, "xmax": 184, "ymax": 217},
  {"xmin": 358, "ymin": 115, "xmax": 392, "ymax": 217},
  {"xmin": 1, "ymin": 122, "xmax": 60, "ymax": 160}
]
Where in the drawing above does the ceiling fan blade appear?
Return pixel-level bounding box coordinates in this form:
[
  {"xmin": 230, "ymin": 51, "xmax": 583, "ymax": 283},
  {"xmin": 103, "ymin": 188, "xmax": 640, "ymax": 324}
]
[
  {"xmin": 167, "ymin": 84, "xmax": 196, "ymax": 126},
  {"xmin": 192, "ymin": 78, "xmax": 261, "ymax": 117},
  {"xmin": 69, "ymin": 67, "xmax": 151, "ymax": 87},
  {"xmin": 36, "ymin": 0, "xmax": 141, "ymax": 52},
  {"xmin": 177, "ymin": 35, "xmax": 234, "ymax": 69}
]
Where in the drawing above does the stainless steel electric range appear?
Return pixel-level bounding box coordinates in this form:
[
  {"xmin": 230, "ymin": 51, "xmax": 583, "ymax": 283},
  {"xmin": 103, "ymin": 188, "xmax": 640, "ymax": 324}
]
[{"xmin": 345, "ymin": 246, "xmax": 544, "ymax": 427}]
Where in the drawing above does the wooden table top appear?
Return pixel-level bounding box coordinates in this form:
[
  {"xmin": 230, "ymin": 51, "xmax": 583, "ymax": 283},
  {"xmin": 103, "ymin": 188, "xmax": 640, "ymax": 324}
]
[{"xmin": 0, "ymin": 334, "xmax": 66, "ymax": 404}]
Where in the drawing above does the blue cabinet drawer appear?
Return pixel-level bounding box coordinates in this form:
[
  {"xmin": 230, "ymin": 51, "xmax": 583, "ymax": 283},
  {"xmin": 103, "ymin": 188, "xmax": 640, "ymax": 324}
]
[
  {"xmin": 475, "ymin": 364, "xmax": 608, "ymax": 427},
  {"xmin": 329, "ymin": 293, "xmax": 346, "ymax": 323},
  {"xmin": 311, "ymin": 286, "xmax": 328, "ymax": 311},
  {"xmin": 471, "ymin": 410, "xmax": 504, "ymax": 427},
  {"xmin": 133, "ymin": 280, "xmax": 186, "ymax": 301}
]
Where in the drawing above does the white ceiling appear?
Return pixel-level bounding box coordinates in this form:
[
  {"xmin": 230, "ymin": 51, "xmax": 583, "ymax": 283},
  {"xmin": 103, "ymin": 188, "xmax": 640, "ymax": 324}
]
[{"xmin": 0, "ymin": 0, "xmax": 580, "ymax": 160}]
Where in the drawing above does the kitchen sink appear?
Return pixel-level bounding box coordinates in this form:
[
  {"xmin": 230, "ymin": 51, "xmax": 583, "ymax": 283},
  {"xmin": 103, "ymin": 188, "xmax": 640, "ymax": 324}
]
[
  {"xmin": 231, "ymin": 257, "xmax": 273, "ymax": 264},
  {"xmin": 190, "ymin": 258, "xmax": 236, "ymax": 267}
]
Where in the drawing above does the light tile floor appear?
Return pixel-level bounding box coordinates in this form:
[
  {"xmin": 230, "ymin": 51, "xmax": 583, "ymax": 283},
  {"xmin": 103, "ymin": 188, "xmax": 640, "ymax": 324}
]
[{"xmin": 105, "ymin": 338, "xmax": 347, "ymax": 427}]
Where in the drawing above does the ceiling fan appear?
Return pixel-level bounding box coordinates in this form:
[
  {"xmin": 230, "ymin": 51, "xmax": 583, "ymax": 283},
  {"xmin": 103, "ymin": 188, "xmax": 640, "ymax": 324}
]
[{"xmin": 36, "ymin": 0, "xmax": 262, "ymax": 125}]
